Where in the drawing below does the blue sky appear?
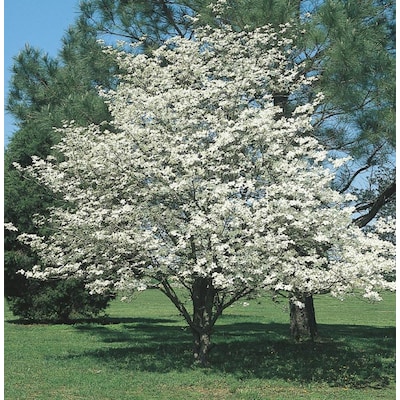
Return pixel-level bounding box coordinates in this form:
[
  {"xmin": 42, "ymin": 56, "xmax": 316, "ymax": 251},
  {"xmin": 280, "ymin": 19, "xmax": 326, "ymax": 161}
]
[{"xmin": 4, "ymin": 0, "xmax": 81, "ymax": 146}]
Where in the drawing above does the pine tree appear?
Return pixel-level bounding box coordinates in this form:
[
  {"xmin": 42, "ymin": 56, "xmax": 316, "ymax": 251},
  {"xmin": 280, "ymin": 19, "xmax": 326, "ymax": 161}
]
[
  {"xmin": 199, "ymin": 0, "xmax": 395, "ymax": 339},
  {"xmin": 76, "ymin": 0, "xmax": 395, "ymax": 221},
  {"xmin": 5, "ymin": 27, "xmax": 116, "ymax": 322}
]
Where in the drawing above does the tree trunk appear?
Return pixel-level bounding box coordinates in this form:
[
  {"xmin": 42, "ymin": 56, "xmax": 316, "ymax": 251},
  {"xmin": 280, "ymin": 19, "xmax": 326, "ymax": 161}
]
[
  {"xmin": 192, "ymin": 329, "xmax": 213, "ymax": 367},
  {"xmin": 289, "ymin": 295, "xmax": 318, "ymax": 341},
  {"xmin": 191, "ymin": 277, "xmax": 216, "ymax": 366}
]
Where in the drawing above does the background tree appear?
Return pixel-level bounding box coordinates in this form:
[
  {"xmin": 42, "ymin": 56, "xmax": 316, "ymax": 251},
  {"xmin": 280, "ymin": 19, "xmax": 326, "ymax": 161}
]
[
  {"xmin": 293, "ymin": 0, "xmax": 395, "ymax": 339},
  {"xmin": 16, "ymin": 24, "xmax": 394, "ymax": 366},
  {"xmin": 208, "ymin": 0, "xmax": 396, "ymax": 339},
  {"xmin": 4, "ymin": 27, "xmax": 117, "ymax": 322},
  {"xmin": 77, "ymin": 0, "xmax": 207, "ymax": 48}
]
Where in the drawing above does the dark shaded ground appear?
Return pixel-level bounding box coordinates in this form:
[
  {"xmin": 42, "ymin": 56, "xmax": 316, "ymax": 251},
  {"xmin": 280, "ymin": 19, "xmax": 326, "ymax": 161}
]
[{"xmin": 55, "ymin": 318, "xmax": 395, "ymax": 388}]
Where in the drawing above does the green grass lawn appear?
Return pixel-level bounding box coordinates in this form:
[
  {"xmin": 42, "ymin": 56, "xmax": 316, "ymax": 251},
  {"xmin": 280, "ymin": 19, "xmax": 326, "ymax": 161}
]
[{"xmin": 4, "ymin": 290, "xmax": 395, "ymax": 399}]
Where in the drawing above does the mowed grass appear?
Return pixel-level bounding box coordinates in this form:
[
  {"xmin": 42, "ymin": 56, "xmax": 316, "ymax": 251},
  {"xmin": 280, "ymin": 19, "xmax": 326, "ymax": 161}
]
[{"xmin": 4, "ymin": 290, "xmax": 395, "ymax": 400}]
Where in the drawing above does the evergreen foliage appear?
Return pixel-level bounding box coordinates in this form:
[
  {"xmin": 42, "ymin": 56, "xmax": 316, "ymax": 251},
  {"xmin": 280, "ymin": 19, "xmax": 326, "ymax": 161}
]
[{"xmin": 4, "ymin": 28, "xmax": 116, "ymax": 322}]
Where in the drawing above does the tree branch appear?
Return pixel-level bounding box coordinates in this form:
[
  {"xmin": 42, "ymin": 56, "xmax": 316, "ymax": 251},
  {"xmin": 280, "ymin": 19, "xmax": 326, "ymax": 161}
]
[
  {"xmin": 353, "ymin": 181, "xmax": 396, "ymax": 227},
  {"xmin": 339, "ymin": 144, "xmax": 384, "ymax": 194},
  {"xmin": 159, "ymin": 278, "xmax": 193, "ymax": 328}
]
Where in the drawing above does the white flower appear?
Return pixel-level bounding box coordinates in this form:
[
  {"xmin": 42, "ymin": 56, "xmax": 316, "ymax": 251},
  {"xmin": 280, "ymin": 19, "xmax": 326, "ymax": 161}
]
[{"xmin": 4, "ymin": 222, "xmax": 18, "ymax": 232}]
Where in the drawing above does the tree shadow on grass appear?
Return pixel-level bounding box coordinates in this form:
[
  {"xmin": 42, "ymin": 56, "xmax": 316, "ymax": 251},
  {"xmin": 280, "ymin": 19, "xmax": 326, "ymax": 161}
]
[
  {"xmin": 5, "ymin": 315, "xmax": 176, "ymax": 326},
  {"xmin": 64, "ymin": 319, "xmax": 394, "ymax": 388},
  {"xmin": 213, "ymin": 322, "xmax": 395, "ymax": 388}
]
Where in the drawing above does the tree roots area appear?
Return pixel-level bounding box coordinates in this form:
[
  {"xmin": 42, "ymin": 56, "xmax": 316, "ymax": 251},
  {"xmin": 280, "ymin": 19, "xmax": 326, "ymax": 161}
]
[{"xmin": 5, "ymin": 290, "xmax": 395, "ymax": 400}]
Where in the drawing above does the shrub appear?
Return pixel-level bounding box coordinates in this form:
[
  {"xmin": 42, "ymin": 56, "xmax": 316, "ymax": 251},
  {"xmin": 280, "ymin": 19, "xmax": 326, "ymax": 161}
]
[{"xmin": 7, "ymin": 277, "xmax": 113, "ymax": 323}]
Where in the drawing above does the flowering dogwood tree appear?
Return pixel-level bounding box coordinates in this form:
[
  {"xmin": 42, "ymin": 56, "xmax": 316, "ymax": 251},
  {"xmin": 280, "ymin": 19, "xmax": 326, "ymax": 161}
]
[{"xmin": 16, "ymin": 22, "xmax": 395, "ymax": 365}]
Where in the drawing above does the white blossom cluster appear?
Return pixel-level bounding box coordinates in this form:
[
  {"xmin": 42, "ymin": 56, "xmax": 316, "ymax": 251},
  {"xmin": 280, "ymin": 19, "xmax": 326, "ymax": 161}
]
[{"xmin": 15, "ymin": 23, "xmax": 395, "ymax": 304}]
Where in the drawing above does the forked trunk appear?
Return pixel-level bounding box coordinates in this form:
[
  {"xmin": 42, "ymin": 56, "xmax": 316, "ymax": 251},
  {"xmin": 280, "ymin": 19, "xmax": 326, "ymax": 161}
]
[
  {"xmin": 158, "ymin": 276, "xmax": 220, "ymax": 367},
  {"xmin": 289, "ymin": 295, "xmax": 317, "ymax": 341}
]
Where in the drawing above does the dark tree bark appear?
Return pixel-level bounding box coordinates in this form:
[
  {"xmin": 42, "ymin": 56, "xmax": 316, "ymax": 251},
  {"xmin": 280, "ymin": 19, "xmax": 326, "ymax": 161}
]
[
  {"xmin": 273, "ymin": 92, "xmax": 290, "ymax": 119},
  {"xmin": 353, "ymin": 181, "xmax": 396, "ymax": 228},
  {"xmin": 159, "ymin": 276, "xmax": 254, "ymax": 366},
  {"xmin": 191, "ymin": 277, "xmax": 216, "ymax": 366},
  {"xmin": 289, "ymin": 295, "xmax": 318, "ymax": 341},
  {"xmin": 158, "ymin": 276, "xmax": 217, "ymax": 366},
  {"xmin": 288, "ymin": 180, "xmax": 395, "ymax": 341},
  {"xmin": 274, "ymin": 89, "xmax": 319, "ymax": 342}
]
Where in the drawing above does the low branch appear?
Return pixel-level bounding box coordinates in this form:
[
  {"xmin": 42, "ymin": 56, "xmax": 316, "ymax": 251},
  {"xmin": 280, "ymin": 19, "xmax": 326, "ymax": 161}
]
[
  {"xmin": 159, "ymin": 278, "xmax": 193, "ymax": 328},
  {"xmin": 210, "ymin": 287, "xmax": 254, "ymax": 326}
]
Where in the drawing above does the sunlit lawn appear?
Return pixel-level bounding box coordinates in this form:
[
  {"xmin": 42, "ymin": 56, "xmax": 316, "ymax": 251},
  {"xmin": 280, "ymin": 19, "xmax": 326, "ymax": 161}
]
[{"xmin": 4, "ymin": 290, "xmax": 395, "ymax": 399}]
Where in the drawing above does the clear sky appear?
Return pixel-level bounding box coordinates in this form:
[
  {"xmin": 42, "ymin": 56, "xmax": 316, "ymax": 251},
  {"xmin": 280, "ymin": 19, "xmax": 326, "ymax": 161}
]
[{"xmin": 4, "ymin": 0, "xmax": 81, "ymax": 147}]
